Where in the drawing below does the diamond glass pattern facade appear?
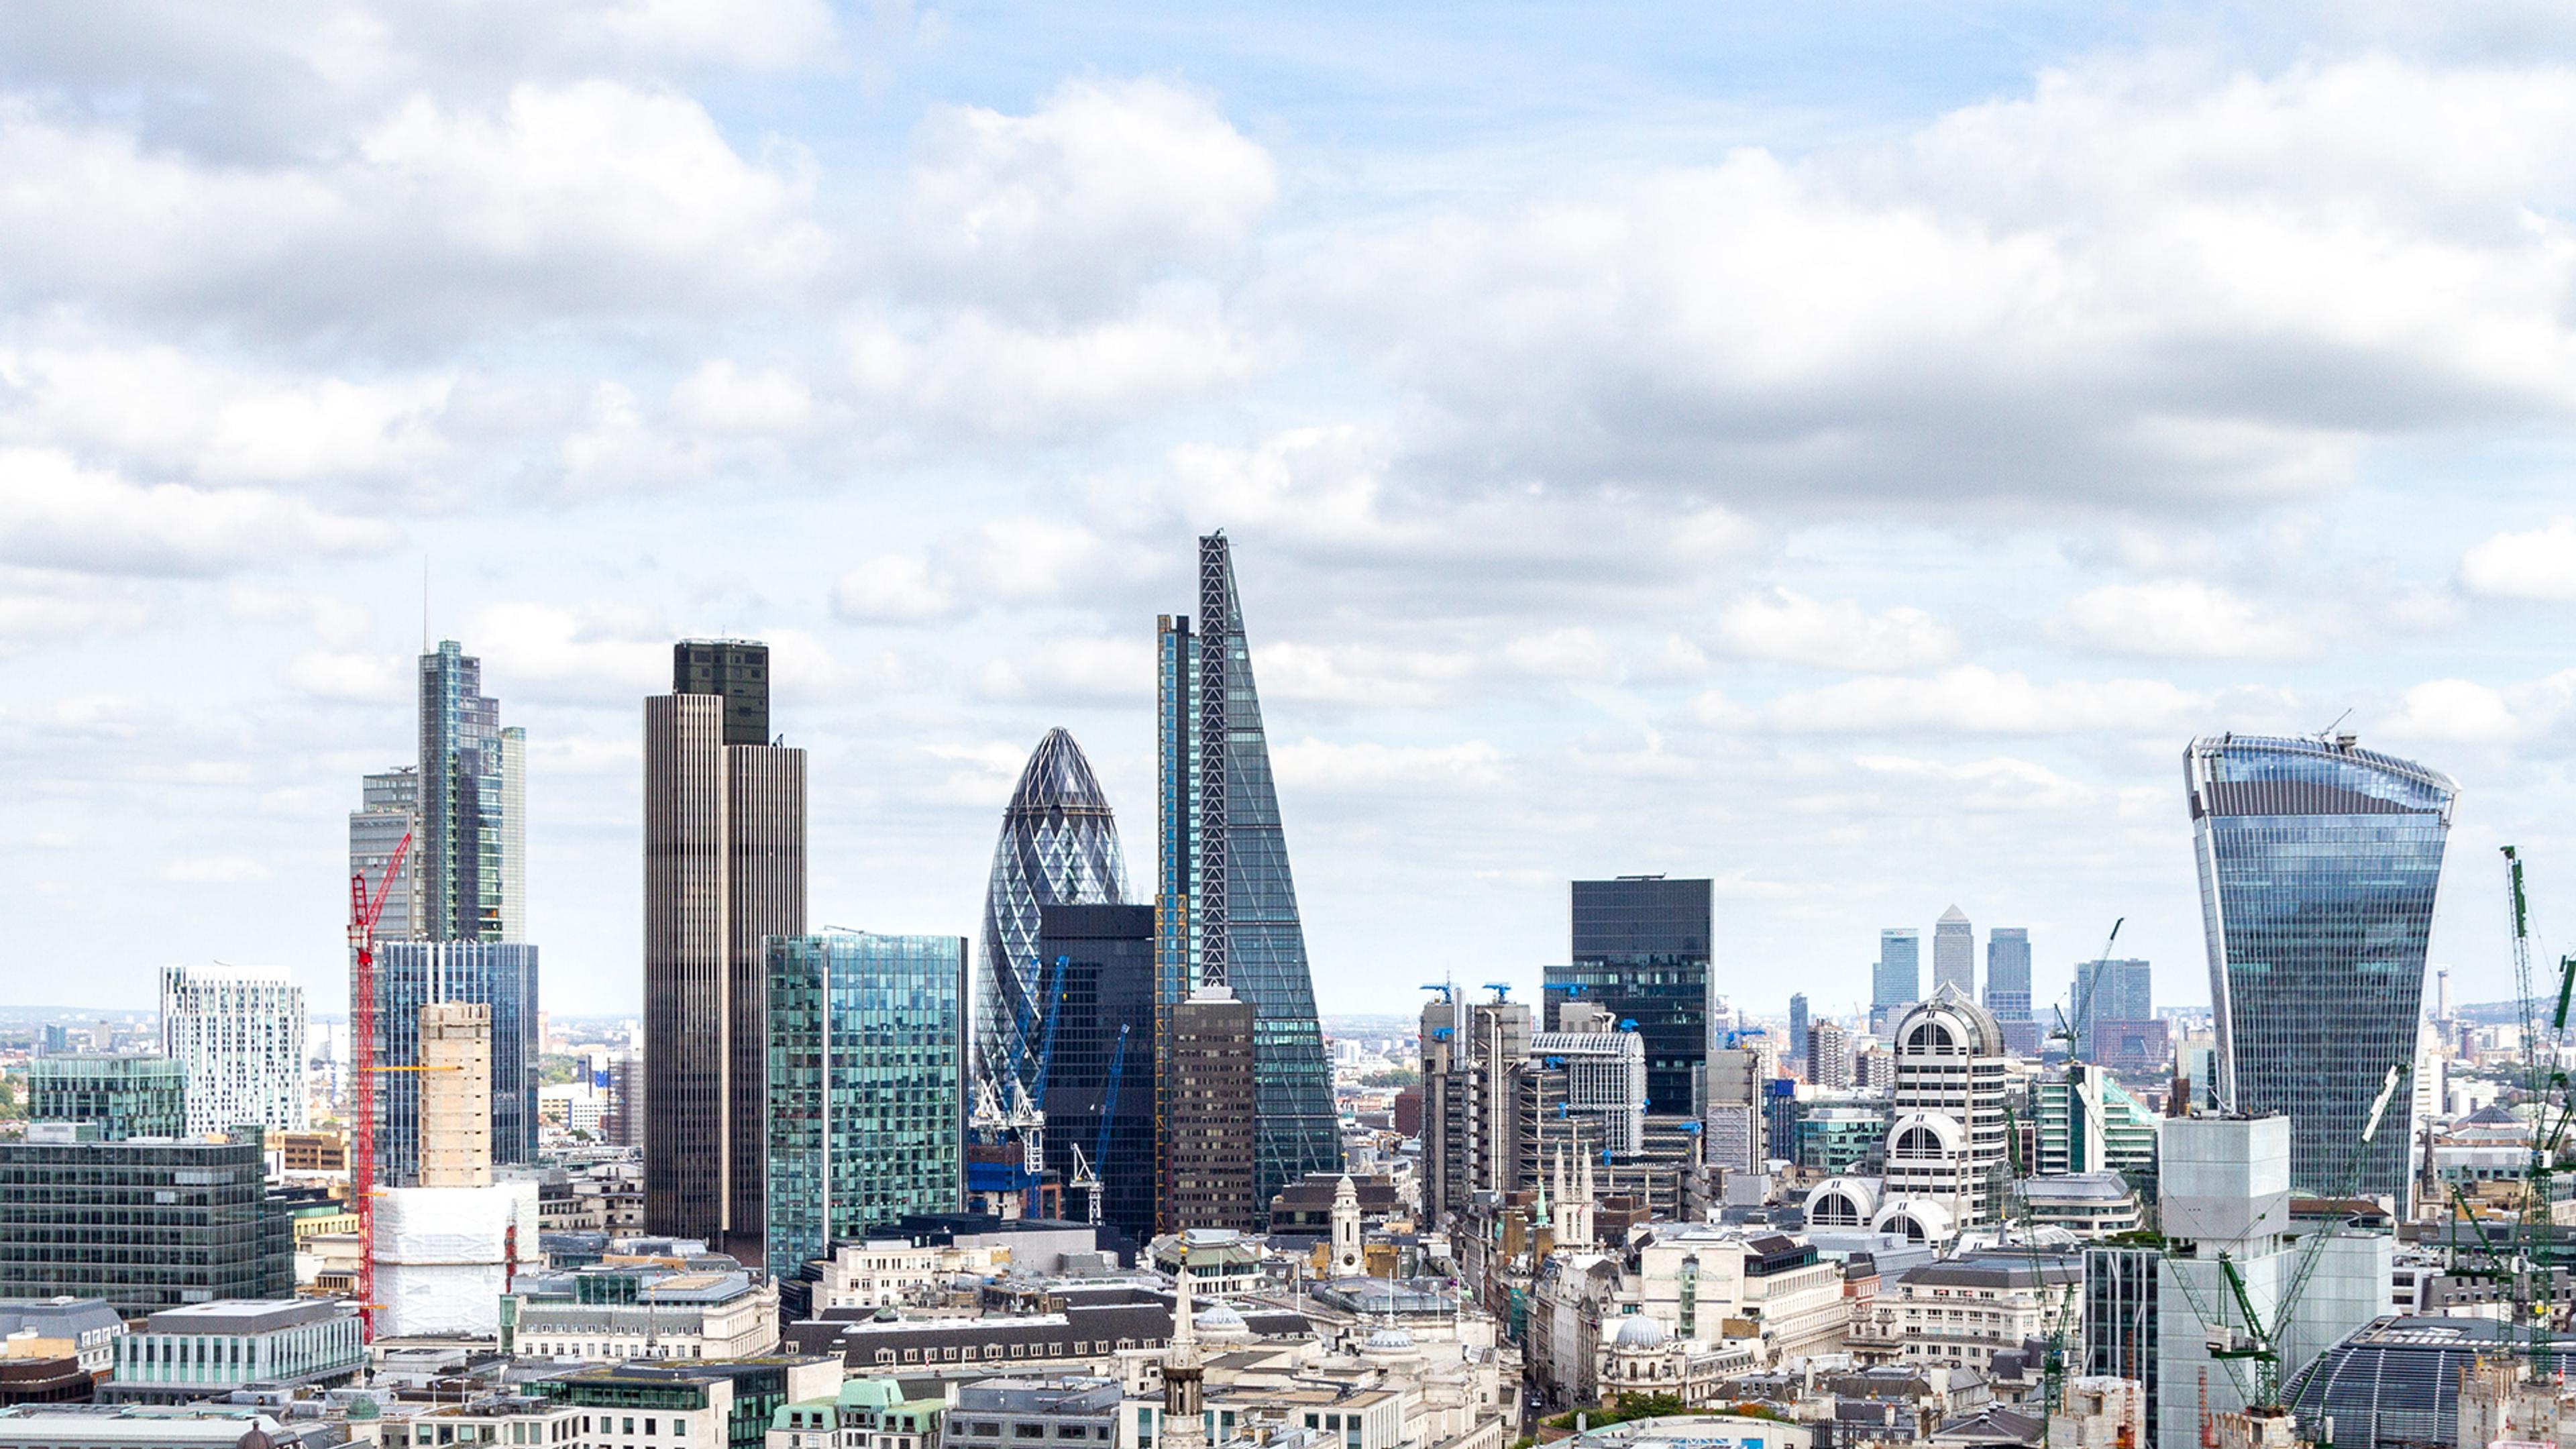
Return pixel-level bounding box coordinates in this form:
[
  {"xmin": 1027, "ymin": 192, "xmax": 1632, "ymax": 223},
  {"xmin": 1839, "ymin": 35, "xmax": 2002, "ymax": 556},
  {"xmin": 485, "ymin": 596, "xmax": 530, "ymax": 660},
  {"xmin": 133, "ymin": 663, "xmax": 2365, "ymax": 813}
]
[
  {"xmin": 765, "ymin": 932, "xmax": 966, "ymax": 1279},
  {"xmin": 2188, "ymin": 733, "xmax": 2457, "ymax": 1199},
  {"xmin": 1155, "ymin": 534, "xmax": 1341, "ymax": 1205},
  {"xmin": 977, "ymin": 728, "xmax": 1130, "ymax": 1097}
]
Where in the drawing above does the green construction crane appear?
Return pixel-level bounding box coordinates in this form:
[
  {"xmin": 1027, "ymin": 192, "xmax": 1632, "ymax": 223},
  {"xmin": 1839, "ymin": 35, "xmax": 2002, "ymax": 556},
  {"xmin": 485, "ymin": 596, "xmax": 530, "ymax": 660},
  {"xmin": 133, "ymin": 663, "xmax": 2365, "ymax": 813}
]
[{"xmin": 2167, "ymin": 1061, "xmax": 2408, "ymax": 1413}]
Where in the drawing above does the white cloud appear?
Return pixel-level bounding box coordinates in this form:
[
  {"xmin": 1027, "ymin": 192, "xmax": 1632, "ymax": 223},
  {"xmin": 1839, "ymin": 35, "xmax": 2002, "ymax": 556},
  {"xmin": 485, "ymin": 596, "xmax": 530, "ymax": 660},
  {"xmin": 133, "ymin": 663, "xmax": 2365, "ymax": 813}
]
[
  {"xmin": 2057, "ymin": 580, "xmax": 2311, "ymax": 659},
  {"xmin": 464, "ymin": 602, "xmax": 668, "ymax": 702},
  {"xmin": 1269, "ymin": 738, "xmax": 1507, "ymax": 792},
  {"xmin": 843, "ymin": 290, "xmax": 1263, "ymax": 440},
  {"xmin": 2382, "ymin": 671, "xmax": 2576, "ymax": 743},
  {"xmin": 160, "ymin": 854, "xmax": 272, "ymax": 883},
  {"xmin": 0, "ymin": 344, "xmax": 455, "ymax": 488},
  {"xmin": 569, "ymin": 0, "xmax": 837, "ymax": 70},
  {"xmin": 2461, "ymin": 516, "xmax": 2576, "ymax": 600},
  {"xmin": 669, "ymin": 360, "xmax": 812, "ymax": 435},
  {"xmin": 1502, "ymin": 627, "xmax": 1611, "ymax": 680},
  {"xmin": 1256, "ymin": 642, "xmax": 1477, "ymax": 708},
  {"xmin": 1307, "ymin": 56, "xmax": 2576, "ymax": 506},
  {"xmin": 834, "ymin": 555, "xmax": 960, "ymax": 625},
  {"xmin": 282, "ymin": 649, "xmax": 408, "ymax": 702},
  {"xmin": 902, "ymin": 78, "xmax": 1276, "ymax": 314},
  {"xmin": 1853, "ymin": 753, "xmax": 2100, "ymax": 812},
  {"xmin": 0, "ymin": 448, "xmax": 392, "ymax": 576},
  {"xmin": 1767, "ymin": 666, "xmax": 2210, "ymax": 735},
  {"xmin": 1716, "ymin": 589, "xmax": 1959, "ymax": 670},
  {"xmin": 0, "ymin": 81, "xmax": 824, "ymax": 337},
  {"xmin": 975, "ymin": 635, "xmax": 1153, "ymax": 704}
]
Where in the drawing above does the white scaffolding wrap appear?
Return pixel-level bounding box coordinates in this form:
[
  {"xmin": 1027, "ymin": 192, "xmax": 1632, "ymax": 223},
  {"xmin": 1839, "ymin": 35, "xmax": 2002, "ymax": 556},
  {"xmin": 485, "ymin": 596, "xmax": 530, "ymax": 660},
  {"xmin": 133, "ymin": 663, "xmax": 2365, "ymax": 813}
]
[{"xmin": 372, "ymin": 1182, "xmax": 541, "ymax": 1338}]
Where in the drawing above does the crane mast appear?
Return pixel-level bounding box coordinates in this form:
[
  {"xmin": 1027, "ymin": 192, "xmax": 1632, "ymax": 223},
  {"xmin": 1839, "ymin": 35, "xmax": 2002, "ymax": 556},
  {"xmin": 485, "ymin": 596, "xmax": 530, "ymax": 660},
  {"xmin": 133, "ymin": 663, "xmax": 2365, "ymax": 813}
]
[{"xmin": 347, "ymin": 830, "xmax": 411, "ymax": 1341}]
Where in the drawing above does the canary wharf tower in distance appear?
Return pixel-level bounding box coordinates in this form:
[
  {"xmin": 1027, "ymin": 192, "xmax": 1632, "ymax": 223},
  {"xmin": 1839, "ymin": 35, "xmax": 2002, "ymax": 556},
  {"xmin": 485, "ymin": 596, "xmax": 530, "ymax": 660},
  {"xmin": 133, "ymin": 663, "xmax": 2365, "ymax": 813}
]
[
  {"xmin": 2187, "ymin": 730, "xmax": 2456, "ymax": 1204},
  {"xmin": 1157, "ymin": 533, "xmax": 1341, "ymax": 1203}
]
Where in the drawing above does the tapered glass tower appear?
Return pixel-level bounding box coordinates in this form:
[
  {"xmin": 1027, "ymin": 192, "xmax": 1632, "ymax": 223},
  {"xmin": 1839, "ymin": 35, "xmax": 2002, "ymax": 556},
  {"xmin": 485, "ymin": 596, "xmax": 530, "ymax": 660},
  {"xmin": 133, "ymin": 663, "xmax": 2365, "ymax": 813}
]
[
  {"xmin": 978, "ymin": 729, "xmax": 1130, "ymax": 1097},
  {"xmin": 2186, "ymin": 732, "xmax": 2456, "ymax": 1201},
  {"xmin": 1156, "ymin": 533, "xmax": 1341, "ymax": 1205}
]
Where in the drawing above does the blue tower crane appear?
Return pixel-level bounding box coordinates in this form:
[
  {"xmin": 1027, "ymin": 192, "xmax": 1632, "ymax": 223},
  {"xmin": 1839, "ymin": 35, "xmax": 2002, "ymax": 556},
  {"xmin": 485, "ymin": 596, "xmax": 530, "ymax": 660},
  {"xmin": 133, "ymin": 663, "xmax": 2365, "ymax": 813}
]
[
  {"xmin": 1082, "ymin": 1025, "xmax": 1132, "ymax": 1226},
  {"xmin": 1022, "ymin": 954, "xmax": 1070, "ymax": 1218}
]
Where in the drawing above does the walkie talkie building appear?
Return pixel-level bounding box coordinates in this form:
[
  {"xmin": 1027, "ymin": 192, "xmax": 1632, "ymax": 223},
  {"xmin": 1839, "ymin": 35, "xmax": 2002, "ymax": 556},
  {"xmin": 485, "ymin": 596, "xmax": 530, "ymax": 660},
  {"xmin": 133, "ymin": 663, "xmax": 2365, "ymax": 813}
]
[
  {"xmin": 1155, "ymin": 534, "xmax": 1342, "ymax": 1205},
  {"xmin": 977, "ymin": 728, "xmax": 1131, "ymax": 1099},
  {"xmin": 2187, "ymin": 731, "xmax": 2457, "ymax": 1202}
]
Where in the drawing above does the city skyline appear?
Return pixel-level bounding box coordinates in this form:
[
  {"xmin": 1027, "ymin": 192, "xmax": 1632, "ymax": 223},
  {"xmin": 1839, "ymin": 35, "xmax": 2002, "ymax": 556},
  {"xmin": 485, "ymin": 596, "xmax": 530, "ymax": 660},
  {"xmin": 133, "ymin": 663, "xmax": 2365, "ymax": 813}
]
[{"xmin": 12, "ymin": 7, "xmax": 2576, "ymax": 1026}]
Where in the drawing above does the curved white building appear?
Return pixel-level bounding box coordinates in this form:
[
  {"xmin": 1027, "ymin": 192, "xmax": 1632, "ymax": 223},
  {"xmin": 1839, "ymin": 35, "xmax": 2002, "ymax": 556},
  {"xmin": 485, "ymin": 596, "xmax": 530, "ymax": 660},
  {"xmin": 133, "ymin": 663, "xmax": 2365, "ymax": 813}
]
[{"xmin": 1880, "ymin": 985, "xmax": 2008, "ymax": 1232}]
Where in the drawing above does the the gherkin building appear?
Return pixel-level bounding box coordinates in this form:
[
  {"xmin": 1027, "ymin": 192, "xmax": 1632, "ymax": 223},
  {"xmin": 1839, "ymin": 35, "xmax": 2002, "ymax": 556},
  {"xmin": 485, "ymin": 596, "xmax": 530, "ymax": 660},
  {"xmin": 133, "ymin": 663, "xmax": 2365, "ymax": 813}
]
[{"xmin": 978, "ymin": 728, "xmax": 1130, "ymax": 1098}]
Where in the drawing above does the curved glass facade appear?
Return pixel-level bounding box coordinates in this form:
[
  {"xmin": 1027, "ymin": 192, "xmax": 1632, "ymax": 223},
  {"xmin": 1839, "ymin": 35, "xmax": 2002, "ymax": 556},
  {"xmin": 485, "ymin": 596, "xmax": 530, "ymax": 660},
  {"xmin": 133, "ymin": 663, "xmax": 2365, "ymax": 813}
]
[
  {"xmin": 2283, "ymin": 1316, "xmax": 2576, "ymax": 1449},
  {"xmin": 977, "ymin": 728, "xmax": 1130, "ymax": 1096},
  {"xmin": 2187, "ymin": 733, "xmax": 2457, "ymax": 1200}
]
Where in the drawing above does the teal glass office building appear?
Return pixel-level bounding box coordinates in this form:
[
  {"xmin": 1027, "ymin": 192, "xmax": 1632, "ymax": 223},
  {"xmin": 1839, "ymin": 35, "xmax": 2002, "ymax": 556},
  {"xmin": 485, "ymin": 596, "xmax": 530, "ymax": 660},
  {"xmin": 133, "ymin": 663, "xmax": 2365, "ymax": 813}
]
[
  {"xmin": 765, "ymin": 932, "xmax": 967, "ymax": 1279},
  {"xmin": 2187, "ymin": 733, "xmax": 2456, "ymax": 1200},
  {"xmin": 28, "ymin": 1055, "xmax": 187, "ymax": 1140}
]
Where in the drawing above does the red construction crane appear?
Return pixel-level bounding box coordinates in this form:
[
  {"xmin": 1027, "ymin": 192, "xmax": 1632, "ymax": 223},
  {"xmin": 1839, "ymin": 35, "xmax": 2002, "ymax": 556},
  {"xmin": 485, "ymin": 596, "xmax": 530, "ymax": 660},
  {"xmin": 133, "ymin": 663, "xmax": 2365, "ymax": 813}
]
[{"xmin": 347, "ymin": 830, "xmax": 411, "ymax": 1341}]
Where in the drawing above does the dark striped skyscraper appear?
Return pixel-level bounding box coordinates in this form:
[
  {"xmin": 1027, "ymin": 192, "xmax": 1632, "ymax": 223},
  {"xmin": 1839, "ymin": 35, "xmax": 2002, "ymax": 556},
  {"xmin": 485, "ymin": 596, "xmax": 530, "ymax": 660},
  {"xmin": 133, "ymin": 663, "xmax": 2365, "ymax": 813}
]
[
  {"xmin": 977, "ymin": 729, "xmax": 1131, "ymax": 1099},
  {"xmin": 1155, "ymin": 533, "xmax": 1341, "ymax": 1209},
  {"xmin": 643, "ymin": 639, "xmax": 806, "ymax": 1250},
  {"xmin": 2187, "ymin": 731, "xmax": 2456, "ymax": 1200}
]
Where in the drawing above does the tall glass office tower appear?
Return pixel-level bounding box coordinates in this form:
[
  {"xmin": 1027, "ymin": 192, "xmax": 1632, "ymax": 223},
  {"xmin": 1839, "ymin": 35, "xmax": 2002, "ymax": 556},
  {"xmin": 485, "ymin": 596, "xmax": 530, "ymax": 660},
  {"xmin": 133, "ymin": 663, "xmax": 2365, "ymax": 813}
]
[
  {"xmin": 417, "ymin": 641, "xmax": 524, "ymax": 944},
  {"xmin": 765, "ymin": 932, "xmax": 966, "ymax": 1279},
  {"xmin": 2187, "ymin": 733, "xmax": 2457, "ymax": 1199},
  {"xmin": 1874, "ymin": 930, "xmax": 1921, "ymax": 1022},
  {"xmin": 977, "ymin": 729, "xmax": 1130, "ymax": 1097},
  {"xmin": 1544, "ymin": 875, "xmax": 1715, "ymax": 1118},
  {"xmin": 1155, "ymin": 534, "xmax": 1341, "ymax": 1205},
  {"xmin": 372, "ymin": 941, "xmax": 540, "ymax": 1183},
  {"xmin": 1933, "ymin": 906, "xmax": 1974, "ymax": 997},
  {"xmin": 1984, "ymin": 927, "xmax": 2038, "ymax": 1056}
]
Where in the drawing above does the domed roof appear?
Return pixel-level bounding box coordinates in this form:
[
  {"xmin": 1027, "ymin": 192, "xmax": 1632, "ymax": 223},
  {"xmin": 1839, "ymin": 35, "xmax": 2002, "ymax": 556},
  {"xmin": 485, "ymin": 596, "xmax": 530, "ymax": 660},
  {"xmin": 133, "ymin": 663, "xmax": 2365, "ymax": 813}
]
[
  {"xmin": 1612, "ymin": 1316, "xmax": 1670, "ymax": 1349},
  {"xmin": 1008, "ymin": 728, "xmax": 1116, "ymax": 818},
  {"xmin": 1896, "ymin": 987, "xmax": 2002, "ymax": 1057},
  {"xmin": 343, "ymin": 1398, "xmax": 380, "ymax": 1422},
  {"xmin": 1807, "ymin": 1176, "xmax": 1882, "ymax": 1226},
  {"xmin": 1363, "ymin": 1326, "xmax": 1415, "ymax": 1351},
  {"xmin": 1195, "ymin": 1302, "xmax": 1247, "ymax": 1332}
]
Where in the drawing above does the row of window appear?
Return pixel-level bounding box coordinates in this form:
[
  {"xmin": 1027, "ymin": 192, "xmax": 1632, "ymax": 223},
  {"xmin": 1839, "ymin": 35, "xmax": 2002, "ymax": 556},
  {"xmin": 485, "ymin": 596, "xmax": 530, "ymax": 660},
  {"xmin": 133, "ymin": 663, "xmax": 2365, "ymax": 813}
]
[{"xmin": 867, "ymin": 1338, "xmax": 1150, "ymax": 1366}]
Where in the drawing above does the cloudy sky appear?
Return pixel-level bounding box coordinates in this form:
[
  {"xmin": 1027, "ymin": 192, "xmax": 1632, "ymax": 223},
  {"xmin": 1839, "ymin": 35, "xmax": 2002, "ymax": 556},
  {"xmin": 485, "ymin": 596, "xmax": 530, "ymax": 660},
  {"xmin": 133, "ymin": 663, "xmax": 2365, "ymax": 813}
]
[{"xmin": 8, "ymin": 2, "xmax": 2576, "ymax": 1026}]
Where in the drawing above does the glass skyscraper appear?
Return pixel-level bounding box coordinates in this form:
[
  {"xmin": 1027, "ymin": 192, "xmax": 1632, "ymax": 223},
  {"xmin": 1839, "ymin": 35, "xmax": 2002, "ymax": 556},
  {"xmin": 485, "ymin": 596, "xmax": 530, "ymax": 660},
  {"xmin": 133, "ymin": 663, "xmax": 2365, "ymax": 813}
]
[
  {"xmin": 0, "ymin": 1128, "xmax": 291, "ymax": 1317},
  {"xmin": 1984, "ymin": 926, "xmax": 2038, "ymax": 1056},
  {"xmin": 1155, "ymin": 533, "xmax": 1341, "ymax": 1205},
  {"xmin": 2073, "ymin": 957, "xmax": 2153, "ymax": 1061},
  {"xmin": 2187, "ymin": 732, "xmax": 2457, "ymax": 1199},
  {"xmin": 1933, "ymin": 906, "xmax": 1974, "ymax": 997},
  {"xmin": 1874, "ymin": 929, "xmax": 1921, "ymax": 1018},
  {"xmin": 1544, "ymin": 876, "xmax": 1715, "ymax": 1118},
  {"xmin": 978, "ymin": 728, "xmax": 1131, "ymax": 1099},
  {"xmin": 417, "ymin": 641, "xmax": 524, "ymax": 944},
  {"xmin": 765, "ymin": 932, "xmax": 966, "ymax": 1280},
  {"xmin": 372, "ymin": 941, "xmax": 540, "ymax": 1183},
  {"xmin": 1034, "ymin": 904, "xmax": 1159, "ymax": 1247}
]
